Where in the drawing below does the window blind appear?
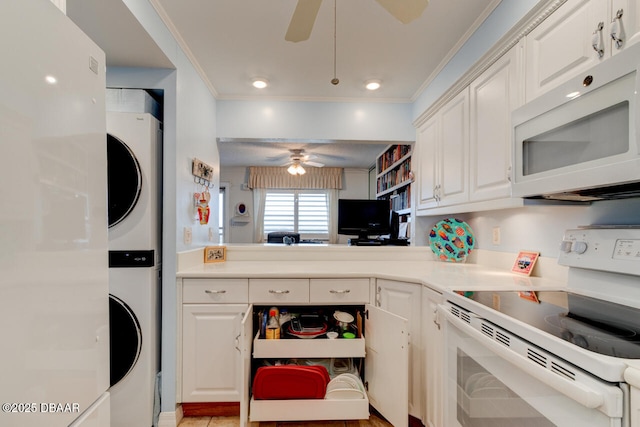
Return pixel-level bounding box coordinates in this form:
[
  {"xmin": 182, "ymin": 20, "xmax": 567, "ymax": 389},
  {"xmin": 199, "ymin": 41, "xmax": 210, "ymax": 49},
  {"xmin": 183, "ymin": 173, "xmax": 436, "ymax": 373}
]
[{"xmin": 263, "ymin": 190, "xmax": 329, "ymax": 237}]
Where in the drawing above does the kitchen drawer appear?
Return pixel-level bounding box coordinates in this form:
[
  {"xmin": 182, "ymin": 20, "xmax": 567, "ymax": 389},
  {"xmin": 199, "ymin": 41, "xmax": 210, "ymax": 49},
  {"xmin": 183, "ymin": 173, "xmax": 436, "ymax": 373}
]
[
  {"xmin": 249, "ymin": 279, "xmax": 309, "ymax": 303},
  {"xmin": 253, "ymin": 331, "xmax": 365, "ymax": 359},
  {"xmin": 250, "ymin": 396, "xmax": 369, "ymax": 422},
  {"xmin": 309, "ymin": 278, "xmax": 370, "ymax": 303},
  {"xmin": 183, "ymin": 278, "xmax": 249, "ymax": 303}
]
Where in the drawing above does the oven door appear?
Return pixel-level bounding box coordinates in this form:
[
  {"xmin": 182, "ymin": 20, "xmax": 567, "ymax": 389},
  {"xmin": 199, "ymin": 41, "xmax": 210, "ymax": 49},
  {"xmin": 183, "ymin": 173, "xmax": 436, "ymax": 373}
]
[{"xmin": 440, "ymin": 305, "xmax": 624, "ymax": 427}]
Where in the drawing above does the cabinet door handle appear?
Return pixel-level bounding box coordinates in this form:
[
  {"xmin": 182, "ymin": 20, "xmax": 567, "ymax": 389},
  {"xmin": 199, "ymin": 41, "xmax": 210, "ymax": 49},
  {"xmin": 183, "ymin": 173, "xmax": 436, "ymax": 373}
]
[
  {"xmin": 330, "ymin": 289, "xmax": 351, "ymax": 294},
  {"xmin": 592, "ymin": 21, "xmax": 605, "ymax": 58},
  {"xmin": 234, "ymin": 334, "xmax": 241, "ymax": 352},
  {"xmin": 433, "ymin": 307, "xmax": 441, "ymax": 330},
  {"xmin": 268, "ymin": 289, "xmax": 290, "ymax": 294},
  {"xmin": 205, "ymin": 289, "xmax": 227, "ymax": 294},
  {"xmin": 610, "ymin": 9, "xmax": 624, "ymax": 49}
]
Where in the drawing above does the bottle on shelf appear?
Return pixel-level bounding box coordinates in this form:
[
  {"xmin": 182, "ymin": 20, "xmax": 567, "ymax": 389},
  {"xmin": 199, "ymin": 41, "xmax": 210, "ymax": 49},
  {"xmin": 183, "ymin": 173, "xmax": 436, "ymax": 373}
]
[{"xmin": 265, "ymin": 307, "xmax": 280, "ymax": 339}]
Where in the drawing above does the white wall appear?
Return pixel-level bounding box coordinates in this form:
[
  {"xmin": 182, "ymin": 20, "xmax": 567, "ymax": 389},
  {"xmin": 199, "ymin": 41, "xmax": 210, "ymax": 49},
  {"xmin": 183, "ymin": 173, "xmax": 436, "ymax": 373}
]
[
  {"xmin": 114, "ymin": 0, "xmax": 219, "ymax": 416},
  {"xmin": 411, "ymin": 0, "xmax": 540, "ymax": 121},
  {"xmin": 414, "ymin": 198, "xmax": 640, "ymax": 259},
  {"xmin": 218, "ymin": 99, "xmax": 415, "ymax": 142},
  {"xmin": 219, "ymin": 167, "xmax": 252, "ymax": 243},
  {"xmin": 220, "ymin": 167, "xmax": 372, "ymax": 244}
]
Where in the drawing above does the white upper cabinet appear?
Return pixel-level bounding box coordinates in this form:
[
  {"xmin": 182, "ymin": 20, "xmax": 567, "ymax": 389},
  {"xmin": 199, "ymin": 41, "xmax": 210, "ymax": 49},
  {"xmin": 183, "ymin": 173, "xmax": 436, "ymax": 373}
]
[
  {"xmin": 469, "ymin": 44, "xmax": 523, "ymax": 202},
  {"xmin": 439, "ymin": 89, "xmax": 470, "ymax": 207},
  {"xmin": 415, "ymin": 88, "xmax": 470, "ymax": 211},
  {"xmin": 415, "ymin": 114, "xmax": 439, "ymax": 210},
  {"xmin": 525, "ymin": 0, "xmax": 638, "ymax": 101}
]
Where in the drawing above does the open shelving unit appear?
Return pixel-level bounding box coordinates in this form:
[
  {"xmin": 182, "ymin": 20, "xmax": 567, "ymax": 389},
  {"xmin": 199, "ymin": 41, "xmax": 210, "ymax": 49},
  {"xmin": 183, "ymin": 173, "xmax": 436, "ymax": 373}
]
[{"xmin": 375, "ymin": 144, "xmax": 413, "ymax": 237}]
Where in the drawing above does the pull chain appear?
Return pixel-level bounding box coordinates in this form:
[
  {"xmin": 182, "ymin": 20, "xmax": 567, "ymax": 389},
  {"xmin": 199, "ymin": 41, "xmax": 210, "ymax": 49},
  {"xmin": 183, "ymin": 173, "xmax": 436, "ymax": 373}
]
[{"xmin": 331, "ymin": 0, "xmax": 339, "ymax": 85}]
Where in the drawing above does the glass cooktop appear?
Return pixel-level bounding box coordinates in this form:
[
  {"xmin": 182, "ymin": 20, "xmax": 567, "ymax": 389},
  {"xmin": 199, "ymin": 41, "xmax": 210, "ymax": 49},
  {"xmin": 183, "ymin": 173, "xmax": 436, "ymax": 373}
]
[{"xmin": 454, "ymin": 290, "xmax": 640, "ymax": 359}]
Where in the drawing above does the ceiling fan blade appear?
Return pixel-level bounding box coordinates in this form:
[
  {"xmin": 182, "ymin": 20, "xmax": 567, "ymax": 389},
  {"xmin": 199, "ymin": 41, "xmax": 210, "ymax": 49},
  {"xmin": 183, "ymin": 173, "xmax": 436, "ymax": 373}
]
[
  {"xmin": 304, "ymin": 160, "xmax": 325, "ymax": 168},
  {"xmin": 285, "ymin": 0, "xmax": 322, "ymax": 42},
  {"xmin": 375, "ymin": 0, "xmax": 428, "ymax": 24}
]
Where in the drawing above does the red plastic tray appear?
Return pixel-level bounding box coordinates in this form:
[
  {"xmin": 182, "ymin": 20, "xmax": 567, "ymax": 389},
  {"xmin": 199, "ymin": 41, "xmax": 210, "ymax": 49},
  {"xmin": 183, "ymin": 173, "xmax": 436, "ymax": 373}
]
[{"xmin": 253, "ymin": 365, "xmax": 330, "ymax": 400}]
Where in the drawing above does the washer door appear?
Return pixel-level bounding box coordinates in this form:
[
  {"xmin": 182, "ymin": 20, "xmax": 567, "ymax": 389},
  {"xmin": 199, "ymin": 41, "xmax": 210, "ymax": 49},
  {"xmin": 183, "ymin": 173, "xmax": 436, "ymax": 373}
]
[
  {"xmin": 107, "ymin": 134, "xmax": 142, "ymax": 228},
  {"xmin": 109, "ymin": 294, "xmax": 142, "ymax": 387}
]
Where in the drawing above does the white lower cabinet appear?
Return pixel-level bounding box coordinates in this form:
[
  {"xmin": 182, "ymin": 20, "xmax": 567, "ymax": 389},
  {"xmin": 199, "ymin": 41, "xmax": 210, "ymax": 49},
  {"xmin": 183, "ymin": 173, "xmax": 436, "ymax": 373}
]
[
  {"xmin": 376, "ymin": 279, "xmax": 423, "ymax": 421},
  {"xmin": 239, "ymin": 278, "xmax": 409, "ymax": 427},
  {"xmin": 631, "ymin": 383, "xmax": 640, "ymax": 427},
  {"xmin": 180, "ymin": 278, "xmax": 249, "ymax": 402},
  {"xmin": 182, "ymin": 304, "xmax": 247, "ymax": 402},
  {"xmin": 422, "ymin": 286, "xmax": 444, "ymax": 427}
]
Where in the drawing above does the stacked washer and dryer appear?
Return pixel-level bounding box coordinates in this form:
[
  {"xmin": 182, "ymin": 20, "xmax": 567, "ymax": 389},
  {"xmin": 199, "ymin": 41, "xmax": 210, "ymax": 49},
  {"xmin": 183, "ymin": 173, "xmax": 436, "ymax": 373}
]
[{"xmin": 106, "ymin": 97, "xmax": 162, "ymax": 427}]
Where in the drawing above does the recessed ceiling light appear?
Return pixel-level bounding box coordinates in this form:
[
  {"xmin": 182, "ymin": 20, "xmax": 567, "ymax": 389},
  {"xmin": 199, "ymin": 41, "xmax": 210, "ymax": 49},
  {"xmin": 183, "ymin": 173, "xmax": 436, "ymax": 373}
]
[
  {"xmin": 252, "ymin": 78, "xmax": 268, "ymax": 89},
  {"xmin": 365, "ymin": 79, "xmax": 381, "ymax": 91},
  {"xmin": 45, "ymin": 75, "xmax": 57, "ymax": 84}
]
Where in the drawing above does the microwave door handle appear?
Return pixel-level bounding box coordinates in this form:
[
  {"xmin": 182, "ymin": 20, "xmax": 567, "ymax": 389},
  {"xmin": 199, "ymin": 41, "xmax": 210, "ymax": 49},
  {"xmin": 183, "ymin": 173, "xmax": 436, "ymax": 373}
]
[{"xmin": 441, "ymin": 308, "xmax": 605, "ymax": 410}]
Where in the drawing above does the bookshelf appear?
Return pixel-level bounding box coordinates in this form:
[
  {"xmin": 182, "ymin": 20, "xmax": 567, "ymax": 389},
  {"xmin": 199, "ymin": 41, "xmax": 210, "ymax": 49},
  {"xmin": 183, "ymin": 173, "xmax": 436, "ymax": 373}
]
[{"xmin": 375, "ymin": 144, "xmax": 413, "ymax": 239}]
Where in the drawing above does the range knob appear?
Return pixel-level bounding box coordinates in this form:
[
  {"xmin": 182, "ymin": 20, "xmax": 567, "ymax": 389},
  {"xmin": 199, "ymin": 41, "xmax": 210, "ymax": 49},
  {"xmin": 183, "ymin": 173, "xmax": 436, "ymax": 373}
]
[
  {"xmin": 572, "ymin": 241, "xmax": 588, "ymax": 254},
  {"xmin": 560, "ymin": 240, "xmax": 573, "ymax": 253}
]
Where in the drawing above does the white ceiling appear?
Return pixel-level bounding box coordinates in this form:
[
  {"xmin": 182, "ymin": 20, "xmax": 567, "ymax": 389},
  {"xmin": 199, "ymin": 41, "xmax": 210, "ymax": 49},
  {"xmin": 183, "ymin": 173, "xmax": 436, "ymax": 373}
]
[
  {"xmin": 152, "ymin": 0, "xmax": 498, "ymax": 101},
  {"xmin": 67, "ymin": 0, "xmax": 499, "ymax": 168}
]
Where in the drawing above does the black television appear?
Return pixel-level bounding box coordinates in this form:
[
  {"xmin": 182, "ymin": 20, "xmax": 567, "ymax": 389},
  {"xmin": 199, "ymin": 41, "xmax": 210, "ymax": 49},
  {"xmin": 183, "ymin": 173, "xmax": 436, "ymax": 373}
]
[{"xmin": 337, "ymin": 199, "xmax": 391, "ymax": 241}]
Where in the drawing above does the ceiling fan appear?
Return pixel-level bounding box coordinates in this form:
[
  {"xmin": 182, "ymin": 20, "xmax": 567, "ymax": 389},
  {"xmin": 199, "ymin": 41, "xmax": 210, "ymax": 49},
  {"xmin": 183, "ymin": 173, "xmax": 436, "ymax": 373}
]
[
  {"xmin": 285, "ymin": 0, "xmax": 429, "ymax": 42},
  {"xmin": 285, "ymin": 149, "xmax": 325, "ymax": 175}
]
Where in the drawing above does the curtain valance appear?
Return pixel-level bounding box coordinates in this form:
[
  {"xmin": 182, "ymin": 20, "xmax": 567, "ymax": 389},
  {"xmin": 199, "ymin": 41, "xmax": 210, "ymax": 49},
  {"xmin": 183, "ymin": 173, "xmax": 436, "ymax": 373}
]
[{"xmin": 248, "ymin": 166, "xmax": 343, "ymax": 189}]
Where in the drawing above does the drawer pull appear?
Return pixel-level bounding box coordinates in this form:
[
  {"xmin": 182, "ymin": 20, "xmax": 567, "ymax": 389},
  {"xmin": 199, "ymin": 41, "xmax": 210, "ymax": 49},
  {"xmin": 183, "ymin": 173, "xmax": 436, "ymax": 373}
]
[
  {"xmin": 205, "ymin": 289, "xmax": 227, "ymax": 294},
  {"xmin": 268, "ymin": 289, "xmax": 290, "ymax": 294},
  {"xmin": 329, "ymin": 289, "xmax": 351, "ymax": 294}
]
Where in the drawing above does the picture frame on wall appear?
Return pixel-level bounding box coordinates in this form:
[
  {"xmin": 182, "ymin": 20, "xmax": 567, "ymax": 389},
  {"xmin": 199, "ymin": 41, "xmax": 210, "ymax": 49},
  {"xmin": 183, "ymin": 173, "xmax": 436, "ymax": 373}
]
[
  {"xmin": 512, "ymin": 251, "xmax": 539, "ymax": 276},
  {"xmin": 204, "ymin": 245, "xmax": 226, "ymax": 263}
]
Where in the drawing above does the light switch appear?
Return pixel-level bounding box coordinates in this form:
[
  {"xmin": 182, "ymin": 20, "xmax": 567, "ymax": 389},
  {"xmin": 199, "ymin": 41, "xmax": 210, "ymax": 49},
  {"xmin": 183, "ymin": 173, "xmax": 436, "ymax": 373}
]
[{"xmin": 184, "ymin": 227, "xmax": 192, "ymax": 245}]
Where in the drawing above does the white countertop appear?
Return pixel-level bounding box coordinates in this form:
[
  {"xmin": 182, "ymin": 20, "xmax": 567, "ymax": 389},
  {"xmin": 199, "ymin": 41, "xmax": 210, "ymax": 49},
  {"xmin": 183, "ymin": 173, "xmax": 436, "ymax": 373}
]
[{"xmin": 176, "ymin": 245, "xmax": 567, "ymax": 293}]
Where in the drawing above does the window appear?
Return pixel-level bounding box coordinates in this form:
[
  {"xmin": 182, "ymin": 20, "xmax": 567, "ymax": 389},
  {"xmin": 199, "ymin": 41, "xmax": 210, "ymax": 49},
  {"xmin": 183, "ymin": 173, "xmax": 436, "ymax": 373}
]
[{"xmin": 263, "ymin": 190, "xmax": 329, "ymax": 240}]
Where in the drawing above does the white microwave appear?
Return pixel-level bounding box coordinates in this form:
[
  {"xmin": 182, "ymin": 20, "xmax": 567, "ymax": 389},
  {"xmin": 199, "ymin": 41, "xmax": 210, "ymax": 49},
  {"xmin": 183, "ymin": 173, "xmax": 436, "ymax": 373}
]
[{"xmin": 512, "ymin": 42, "xmax": 640, "ymax": 201}]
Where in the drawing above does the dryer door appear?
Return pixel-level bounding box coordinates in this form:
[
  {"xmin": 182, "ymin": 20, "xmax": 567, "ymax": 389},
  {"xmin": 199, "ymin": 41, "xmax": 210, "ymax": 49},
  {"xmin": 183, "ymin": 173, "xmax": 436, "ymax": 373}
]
[
  {"xmin": 109, "ymin": 294, "xmax": 142, "ymax": 386},
  {"xmin": 107, "ymin": 134, "xmax": 142, "ymax": 228}
]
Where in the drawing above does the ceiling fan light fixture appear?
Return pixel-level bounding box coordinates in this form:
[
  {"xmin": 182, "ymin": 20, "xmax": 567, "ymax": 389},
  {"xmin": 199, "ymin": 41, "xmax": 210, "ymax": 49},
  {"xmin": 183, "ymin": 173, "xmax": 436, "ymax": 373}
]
[
  {"xmin": 287, "ymin": 162, "xmax": 306, "ymax": 175},
  {"xmin": 365, "ymin": 79, "xmax": 382, "ymax": 91},
  {"xmin": 252, "ymin": 78, "xmax": 269, "ymax": 89}
]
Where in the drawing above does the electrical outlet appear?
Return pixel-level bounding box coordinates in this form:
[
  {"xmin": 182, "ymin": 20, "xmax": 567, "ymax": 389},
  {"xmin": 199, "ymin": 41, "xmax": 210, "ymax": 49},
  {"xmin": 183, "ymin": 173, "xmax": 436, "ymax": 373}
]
[
  {"xmin": 184, "ymin": 227, "xmax": 192, "ymax": 245},
  {"xmin": 208, "ymin": 227, "xmax": 215, "ymax": 242},
  {"xmin": 492, "ymin": 227, "xmax": 501, "ymax": 245}
]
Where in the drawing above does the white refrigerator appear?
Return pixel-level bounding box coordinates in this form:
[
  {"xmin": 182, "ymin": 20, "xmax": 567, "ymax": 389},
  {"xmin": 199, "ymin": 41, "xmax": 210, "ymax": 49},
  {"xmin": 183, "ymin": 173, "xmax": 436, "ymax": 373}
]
[{"xmin": 0, "ymin": 1, "xmax": 110, "ymax": 426}]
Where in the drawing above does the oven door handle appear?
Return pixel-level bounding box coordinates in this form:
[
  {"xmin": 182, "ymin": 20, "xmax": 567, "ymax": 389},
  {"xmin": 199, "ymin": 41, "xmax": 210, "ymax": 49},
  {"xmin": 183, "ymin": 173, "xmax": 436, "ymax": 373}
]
[{"xmin": 441, "ymin": 308, "xmax": 605, "ymax": 410}]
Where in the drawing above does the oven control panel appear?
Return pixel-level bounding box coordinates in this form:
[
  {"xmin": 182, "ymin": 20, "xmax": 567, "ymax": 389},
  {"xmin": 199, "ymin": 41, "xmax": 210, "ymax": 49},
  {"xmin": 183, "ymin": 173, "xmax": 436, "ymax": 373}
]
[
  {"xmin": 559, "ymin": 228, "xmax": 640, "ymax": 276},
  {"xmin": 613, "ymin": 238, "xmax": 640, "ymax": 261}
]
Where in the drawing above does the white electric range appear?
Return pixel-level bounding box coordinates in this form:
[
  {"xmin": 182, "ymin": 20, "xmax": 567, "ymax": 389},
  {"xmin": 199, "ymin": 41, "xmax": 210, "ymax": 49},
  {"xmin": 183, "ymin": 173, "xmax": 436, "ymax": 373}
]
[{"xmin": 440, "ymin": 227, "xmax": 640, "ymax": 427}]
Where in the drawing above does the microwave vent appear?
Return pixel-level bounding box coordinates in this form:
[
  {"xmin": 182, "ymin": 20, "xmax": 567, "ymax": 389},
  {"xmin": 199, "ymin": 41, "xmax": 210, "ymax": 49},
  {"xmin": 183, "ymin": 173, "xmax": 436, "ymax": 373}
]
[{"xmin": 527, "ymin": 181, "xmax": 640, "ymax": 202}]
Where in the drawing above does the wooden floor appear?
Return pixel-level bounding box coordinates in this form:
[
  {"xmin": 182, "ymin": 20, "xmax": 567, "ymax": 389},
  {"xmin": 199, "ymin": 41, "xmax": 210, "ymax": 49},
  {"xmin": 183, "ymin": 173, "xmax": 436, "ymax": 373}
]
[{"xmin": 178, "ymin": 414, "xmax": 394, "ymax": 427}]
